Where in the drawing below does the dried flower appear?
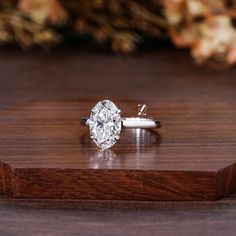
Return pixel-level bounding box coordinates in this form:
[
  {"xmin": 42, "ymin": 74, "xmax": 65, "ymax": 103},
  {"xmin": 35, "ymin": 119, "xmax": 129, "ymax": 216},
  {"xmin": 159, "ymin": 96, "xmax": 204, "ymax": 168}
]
[
  {"xmin": 1, "ymin": 0, "xmax": 236, "ymax": 67},
  {"xmin": 0, "ymin": 10, "xmax": 60, "ymax": 48},
  {"xmin": 111, "ymin": 32, "xmax": 137, "ymax": 53},
  {"xmin": 18, "ymin": 0, "xmax": 67, "ymax": 25},
  {"xmin": 162, "ymin": 0, "xmax": 236, "ymax": 66}
]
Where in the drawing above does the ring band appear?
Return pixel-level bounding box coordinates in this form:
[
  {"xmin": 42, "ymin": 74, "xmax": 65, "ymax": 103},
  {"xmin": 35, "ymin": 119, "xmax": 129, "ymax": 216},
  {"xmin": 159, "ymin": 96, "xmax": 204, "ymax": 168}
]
[{"xmin": 81, "ymin": 117, "xmax": 161, "ymax": 129}]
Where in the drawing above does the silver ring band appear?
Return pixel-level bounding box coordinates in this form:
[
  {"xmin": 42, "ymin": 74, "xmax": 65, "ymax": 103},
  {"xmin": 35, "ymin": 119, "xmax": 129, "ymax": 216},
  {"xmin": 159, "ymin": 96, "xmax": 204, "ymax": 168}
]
[{"xmin": 81, "ymin": 117, "xmax": 161, "ymax": 129}]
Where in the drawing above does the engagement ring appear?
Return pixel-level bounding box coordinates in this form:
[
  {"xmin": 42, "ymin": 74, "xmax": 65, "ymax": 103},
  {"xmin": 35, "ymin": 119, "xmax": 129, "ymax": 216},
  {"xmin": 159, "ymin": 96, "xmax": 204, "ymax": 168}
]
[{"xmin": 81, "ymin": 100, "xmax": 161, "ymax": 149}]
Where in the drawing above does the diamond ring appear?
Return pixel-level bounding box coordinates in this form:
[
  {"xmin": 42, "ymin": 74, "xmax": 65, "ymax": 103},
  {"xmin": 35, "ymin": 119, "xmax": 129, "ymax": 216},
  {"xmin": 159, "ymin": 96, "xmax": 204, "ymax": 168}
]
[{"xmin": 81, "ymin": 100, "xmax": 161, "ymax": 149}]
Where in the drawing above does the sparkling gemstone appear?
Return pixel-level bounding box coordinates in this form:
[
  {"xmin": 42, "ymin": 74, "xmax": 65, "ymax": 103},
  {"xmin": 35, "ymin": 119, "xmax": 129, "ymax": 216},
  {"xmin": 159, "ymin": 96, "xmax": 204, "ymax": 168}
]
[{"xmin": 88, "ymin": 100, "xmax": 122, "ymax": 149}]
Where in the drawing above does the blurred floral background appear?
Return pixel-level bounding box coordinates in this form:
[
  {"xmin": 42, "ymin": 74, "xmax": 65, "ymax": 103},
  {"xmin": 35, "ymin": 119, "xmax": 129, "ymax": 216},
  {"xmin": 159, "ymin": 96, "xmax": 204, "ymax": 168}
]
[{"xmin": 1, "ymin": 0, "xmax": 236, "ymax": 67}]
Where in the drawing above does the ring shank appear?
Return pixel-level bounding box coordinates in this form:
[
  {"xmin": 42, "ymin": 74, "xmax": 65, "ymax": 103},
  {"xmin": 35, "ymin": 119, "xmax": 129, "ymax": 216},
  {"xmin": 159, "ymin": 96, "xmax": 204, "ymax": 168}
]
[
  {"xmin": 80, "ymin": 117, "xmax": 161, "ymax": 129},
  {"xmin": 122, "ymin": 117, "xmax": 161, "ymax": 128}
]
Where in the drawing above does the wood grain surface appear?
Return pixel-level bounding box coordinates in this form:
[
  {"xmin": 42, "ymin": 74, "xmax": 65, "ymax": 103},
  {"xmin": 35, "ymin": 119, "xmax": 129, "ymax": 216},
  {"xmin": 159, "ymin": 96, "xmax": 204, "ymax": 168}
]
[
  {"xmin": 0, "ymin": 47, "xmax": 236, "ymax": 235},
  {"xmin": 0, "ymin": 98, "xmax": 236, "ymax": 200}
]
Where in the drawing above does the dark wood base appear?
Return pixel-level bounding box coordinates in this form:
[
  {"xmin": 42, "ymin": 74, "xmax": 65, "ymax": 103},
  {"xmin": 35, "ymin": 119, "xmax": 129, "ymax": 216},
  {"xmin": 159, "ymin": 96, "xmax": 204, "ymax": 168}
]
[{"xmin": 0, "ymin": 100, "xmax": 236, "ymax": 200}]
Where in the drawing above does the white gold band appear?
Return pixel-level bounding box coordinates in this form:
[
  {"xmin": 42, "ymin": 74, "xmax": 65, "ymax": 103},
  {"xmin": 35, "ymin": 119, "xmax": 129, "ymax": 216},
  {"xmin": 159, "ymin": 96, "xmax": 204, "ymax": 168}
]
[{"xmin": 81, "ymin": 117, "xmax": 161, "ymax": 129}]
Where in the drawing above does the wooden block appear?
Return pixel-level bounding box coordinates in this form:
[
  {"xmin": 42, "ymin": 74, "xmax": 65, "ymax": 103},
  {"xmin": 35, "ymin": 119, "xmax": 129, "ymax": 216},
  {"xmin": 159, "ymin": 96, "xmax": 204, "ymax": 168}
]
[{"xmin": 0, "ymin": 99, "xmax": 236, "ymax": 200}]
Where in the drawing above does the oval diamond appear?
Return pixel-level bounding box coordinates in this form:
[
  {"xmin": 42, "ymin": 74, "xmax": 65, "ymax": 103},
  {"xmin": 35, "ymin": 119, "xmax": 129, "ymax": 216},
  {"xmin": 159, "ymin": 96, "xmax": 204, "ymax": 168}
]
[{"xmin": 88, "ymin": 100, "xmax": 122, "ymax": 149}]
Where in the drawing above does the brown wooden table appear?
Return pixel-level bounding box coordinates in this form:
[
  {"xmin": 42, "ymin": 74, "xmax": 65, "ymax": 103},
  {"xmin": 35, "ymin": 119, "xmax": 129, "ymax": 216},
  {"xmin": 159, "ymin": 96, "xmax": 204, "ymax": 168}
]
[{"xmin": 0, "ymin": 47, "xmax": 236, "ymax": 235}]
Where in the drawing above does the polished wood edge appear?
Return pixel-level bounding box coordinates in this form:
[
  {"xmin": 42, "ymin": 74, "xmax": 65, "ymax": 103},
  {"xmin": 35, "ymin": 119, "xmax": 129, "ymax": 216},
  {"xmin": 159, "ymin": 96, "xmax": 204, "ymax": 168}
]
[{"xmin": 0, "ymin": 161, "xmax": 236, "ymax": 200}]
